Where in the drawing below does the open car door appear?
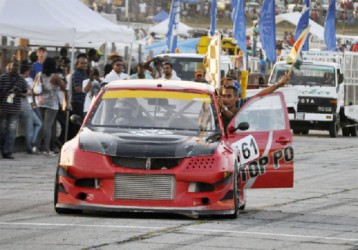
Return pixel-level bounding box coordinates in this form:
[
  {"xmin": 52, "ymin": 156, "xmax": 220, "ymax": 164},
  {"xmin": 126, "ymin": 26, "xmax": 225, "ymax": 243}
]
[{"xmin": 227, "ymin": 92, "xmax": 294, "ymax": 189}]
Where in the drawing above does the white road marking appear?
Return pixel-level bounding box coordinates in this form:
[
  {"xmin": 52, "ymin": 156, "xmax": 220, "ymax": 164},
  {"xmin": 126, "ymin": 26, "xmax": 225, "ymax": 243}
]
[
  {"xmin": 0, "ymin": 221, "xmax": 357, "ymax": 242},
  {"xmin": 186, "ymin": 227, "xmax": 358, "ymax": 242},
  {"xmin": 0, "ymin": 222, "xmax": 164, "ymax": 230}
]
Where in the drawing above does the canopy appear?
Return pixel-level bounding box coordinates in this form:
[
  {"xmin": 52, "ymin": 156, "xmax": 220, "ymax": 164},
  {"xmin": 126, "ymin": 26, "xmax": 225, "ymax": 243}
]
[
  {"xmin": 276, "ymin": 12, "xmax": 324, "ymax": 40},
  {"xmin": 149, "ymin": 19, "xmax": 192, "ymax": 37},
  {"xmin": 0, "ymin": 0, "xmax": 135, "ymax": 45},
  {"xmin": 152, "ymin": 10, "xmax": 169, "ymax": 23},
  {"xmin": 145, "ymin": 38, "xmax": 200, "ymax": 56}
]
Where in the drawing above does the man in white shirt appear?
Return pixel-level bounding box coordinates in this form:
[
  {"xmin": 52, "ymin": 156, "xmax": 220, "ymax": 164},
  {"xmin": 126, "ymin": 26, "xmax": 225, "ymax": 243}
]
[
  {"xmin": 103, "ymin": 58, "xmax": 129, "ymax": 83},
  {"xmin": 161, "ymin": 62, "xmax": 181, "ymax": 80}
]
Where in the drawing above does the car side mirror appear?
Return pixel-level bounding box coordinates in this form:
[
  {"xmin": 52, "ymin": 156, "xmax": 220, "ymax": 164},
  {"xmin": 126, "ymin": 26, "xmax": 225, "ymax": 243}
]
[
  {"xmin": 70, "ymin": 114, "xmax": 83, "ymax": 126},
  {"xmin": 228, "ymin": 122, "xmax": 249, "ymax": 133},
  {"xmin": 338, "ymin": 73, "xmax": 344, "ymax": 84}
]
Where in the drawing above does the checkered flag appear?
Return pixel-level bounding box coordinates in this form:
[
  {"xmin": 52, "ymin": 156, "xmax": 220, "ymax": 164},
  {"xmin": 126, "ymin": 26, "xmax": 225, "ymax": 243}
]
[{"xmin": 203, "ymin": 35, "xmax": 220, "ymax": 89}]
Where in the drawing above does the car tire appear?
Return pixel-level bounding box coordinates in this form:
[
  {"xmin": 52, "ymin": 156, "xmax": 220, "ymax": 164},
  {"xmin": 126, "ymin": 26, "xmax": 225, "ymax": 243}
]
[{"xmin": 54, "ymin": 165, "xmax": 82, "ymax": 215}]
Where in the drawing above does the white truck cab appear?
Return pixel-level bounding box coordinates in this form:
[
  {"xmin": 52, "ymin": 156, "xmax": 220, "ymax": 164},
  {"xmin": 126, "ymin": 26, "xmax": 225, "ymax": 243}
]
[
  {"xmin": 269, "ymin": 51, "xmax": 358, "ymax": 137},
  {"xmin": 155, "ymin": 53, "xmax": 233, "ymax": 81}
]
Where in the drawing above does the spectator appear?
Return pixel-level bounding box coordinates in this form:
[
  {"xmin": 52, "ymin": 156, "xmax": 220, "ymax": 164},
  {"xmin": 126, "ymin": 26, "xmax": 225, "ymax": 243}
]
[
  {"xmin": 20, "ymin": 63, "xmax": 42, "ymax": 154},
  {"xmin": 130, "ymin": 63, "xmax": 152, "ymax": 79},
  {"xmin": 194, "ymin": 70, "xmax": 205, "ymax": 83},
  {"xmin": 30, "ymin": 47, "xmax": 48, "ymax": 79},
  {"xmin": 103, "ymin": 58, "xmax": 129, "ymax": 82},
  {"xmin": 36, "ymin": 58, "xmax": 67, "ymax": 156},
  {"xmin": 83, "ymin": 68, "xmax": 102, "ymax": 117},
  {"xmin": 0, "ymin": 58, "xmax": 28, "ymax": 159},
  {"xmin": 161, "ymin": 62, "xmax": 181, "ymax": 80}
]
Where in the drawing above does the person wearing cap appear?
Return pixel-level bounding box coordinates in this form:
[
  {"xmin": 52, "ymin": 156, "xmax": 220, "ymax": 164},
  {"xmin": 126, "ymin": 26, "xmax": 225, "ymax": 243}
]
[{"xmin": 30, "ymin": 47, "xmax": 48, "ymax": 79}]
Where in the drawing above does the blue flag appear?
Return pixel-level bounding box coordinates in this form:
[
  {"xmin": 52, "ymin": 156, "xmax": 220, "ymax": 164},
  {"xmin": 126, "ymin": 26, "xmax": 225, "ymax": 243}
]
[
  {"xmin": 167, "ymin": 0, "xmax": 180, "ymax": 53},
  {"xmin": 210, "ymin": 0, "xmax": 217, "ymax": 36},
  {"xmin": 259, "ymin": 0, "xmax": 276, "ymax": 63},
  {"xmin": 295, "ymin": 0, "xmax": 310, "ymax": 51},
  {"xmin": 324, "ymin": 0, "xmax": 336, "ymax": 51},
  {"xmin": 231, "ymin": 0, "xmax": 247, "ymax": 54}
]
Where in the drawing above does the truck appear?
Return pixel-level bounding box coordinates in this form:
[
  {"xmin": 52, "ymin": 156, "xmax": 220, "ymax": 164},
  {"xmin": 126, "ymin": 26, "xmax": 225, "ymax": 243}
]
[
  {"xmin": 268, "ymin": 51, "xmax": 358, "ymax": 137},
  {"xmin": 154, "ymin": 53, "xmax": 233, "ymax": 81}
]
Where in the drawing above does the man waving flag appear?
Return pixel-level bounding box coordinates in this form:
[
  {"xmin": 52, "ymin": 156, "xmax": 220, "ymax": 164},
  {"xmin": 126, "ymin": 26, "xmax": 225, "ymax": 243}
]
[
  {"xmin": 295, "ymin": 0, "xmax": 310, "ymax": 51},
  {"xmin": 167, "ymin": 0, "xmax": 180, "ymax": 53}
]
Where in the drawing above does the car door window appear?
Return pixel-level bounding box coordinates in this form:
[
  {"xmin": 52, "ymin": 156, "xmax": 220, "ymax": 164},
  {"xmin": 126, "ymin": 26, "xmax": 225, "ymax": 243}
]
[{"xmin": 234, "ymin": 94, "xmax": 286, "ymax": 132}]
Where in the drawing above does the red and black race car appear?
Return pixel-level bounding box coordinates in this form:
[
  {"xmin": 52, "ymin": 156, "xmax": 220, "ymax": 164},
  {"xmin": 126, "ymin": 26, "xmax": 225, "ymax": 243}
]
[{"xmin": 54, "ymin": 80, "xmax": 294, "ymax": 218}]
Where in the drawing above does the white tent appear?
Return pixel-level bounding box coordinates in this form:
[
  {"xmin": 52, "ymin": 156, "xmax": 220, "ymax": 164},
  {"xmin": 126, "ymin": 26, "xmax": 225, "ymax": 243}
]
[
  {"xmin": 0, "ymin": 0, "xmax": 135, "ymax": 45},
  {"xmin": 276, "ymin": 12, "xmax": 324, "ymax": 40},
  {"xmin": 148, "ymin": 19, "xmax": 192, "ymax": 37}
]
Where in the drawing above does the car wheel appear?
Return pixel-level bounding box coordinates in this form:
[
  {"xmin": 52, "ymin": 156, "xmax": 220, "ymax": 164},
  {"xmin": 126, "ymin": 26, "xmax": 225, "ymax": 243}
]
[{"xmin": 54, "ymin": 165, "xmax": 82, "ymax": 215}]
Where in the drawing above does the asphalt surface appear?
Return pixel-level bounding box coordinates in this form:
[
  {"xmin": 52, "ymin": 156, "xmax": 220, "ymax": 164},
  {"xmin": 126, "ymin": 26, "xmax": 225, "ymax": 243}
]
[{"xmin": 0, "ymin": 131, "xmax": 357, "ymax": 250}]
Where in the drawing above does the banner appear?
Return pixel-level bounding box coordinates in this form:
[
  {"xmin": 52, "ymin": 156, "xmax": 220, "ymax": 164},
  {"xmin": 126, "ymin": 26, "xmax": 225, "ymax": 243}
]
[
  {"xmin": 210, "ymin": 0, "xmax": 217, "ymax": 37},
  {"xmin": 295, "ymin": 0, "xmax": 310, "ymax": 51},
  {"xmin": 259, "ymin": 0, "xmax": 276, "ymax": 63},
  {"xmin": 231, "ymin": 0, "xmax": 247, "ymax": 54},
  {"xmin": 324, "ymin": 0, "xmax": 336, "ymax": 51},
  {"xmin": 203, "ymin": 35, "xmax": 220, "ymax": 89},
  {"xmin": 167, "ymin": 0, "xmax": 180, "ymax": 53}
]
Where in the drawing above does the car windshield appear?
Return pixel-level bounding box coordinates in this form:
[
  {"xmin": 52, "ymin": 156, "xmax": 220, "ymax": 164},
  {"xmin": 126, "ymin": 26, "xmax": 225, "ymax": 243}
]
[
  {"xmin": 270, "ymin": 64, "xmax": 336, "ymax": 87},
  {"xmin": 88, "ymin": 89, "xmax": 217, "ymax": 131}
]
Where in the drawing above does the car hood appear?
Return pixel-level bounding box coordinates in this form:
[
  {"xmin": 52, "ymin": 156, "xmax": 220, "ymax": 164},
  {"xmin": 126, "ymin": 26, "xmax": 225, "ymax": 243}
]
[{"xmin": 79, "ymin": 127, "xmax": 221, "ymax": 158}]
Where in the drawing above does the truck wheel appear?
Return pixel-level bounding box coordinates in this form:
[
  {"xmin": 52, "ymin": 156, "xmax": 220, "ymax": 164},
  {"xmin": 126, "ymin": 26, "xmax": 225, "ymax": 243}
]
[
  {"xmin": 342, "ymin": 127, "xmax": 350, "ymax": 136},
  {"xmin": 301, "ymin": 129, "xmax": 309, "ymax": 135},
  {"xmin": 329, "ymin": 120, "xmax": 339, "ymax": 138},
  {"xmin": 293, "ymin": 129, "xmax": 301, "ymax": 135},
  {"xmin": 350, "ymin": 125, "xmax": 358, "ymax": 137}
]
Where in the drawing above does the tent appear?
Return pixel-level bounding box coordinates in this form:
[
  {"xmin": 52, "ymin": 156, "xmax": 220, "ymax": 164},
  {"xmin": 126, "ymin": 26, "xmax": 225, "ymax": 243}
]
[
  {"xmin": 149, "ymin": 19, "xmax": 193, "ymax": 37},
  {"xmin": 144, "ymin": 38, "xmax": 200, "ymax": 56},
  {"xmin": 152, "ymin": 10, "xmax": 169, "ymax": 23},
  {"xmin": 276, "ymin": 12, "xmax": 324, "ymax": 40},
  {"xmin": 0, "ymin": 0, "xmax": 135, "ymax": 45}
]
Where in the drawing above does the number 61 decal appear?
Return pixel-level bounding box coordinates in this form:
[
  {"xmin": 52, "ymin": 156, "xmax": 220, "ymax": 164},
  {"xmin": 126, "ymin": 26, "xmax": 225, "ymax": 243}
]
[{"xmin": 232, "ymin": 135, "xmax": 259, "ymax": 164}]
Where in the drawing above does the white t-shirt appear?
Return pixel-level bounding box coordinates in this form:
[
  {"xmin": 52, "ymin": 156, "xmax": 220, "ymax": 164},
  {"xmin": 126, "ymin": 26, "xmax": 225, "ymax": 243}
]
[
  {"xmin": 139, "ymin": 2, "xmax": 147, "ymax": 13},
  {"xmin": 103, "ymin": 70, "xmax": 129, "ymax": 82},
  {"xmin": 160, "ymin": 74, "xmax": 181, "ymax": 80},
  {"xmin": 25, "ymin": 77, "xmax": 34, "ymax": 104},
  {"xmin": 82, "ymin": 78, "xmax": 101, "ymax": 113}
]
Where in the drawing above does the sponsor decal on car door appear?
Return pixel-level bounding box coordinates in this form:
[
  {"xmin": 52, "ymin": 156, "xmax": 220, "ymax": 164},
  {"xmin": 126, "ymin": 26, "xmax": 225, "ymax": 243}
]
[{"xmin": 227, "ymin": 92, "xmax": 294, "ymax": 189}]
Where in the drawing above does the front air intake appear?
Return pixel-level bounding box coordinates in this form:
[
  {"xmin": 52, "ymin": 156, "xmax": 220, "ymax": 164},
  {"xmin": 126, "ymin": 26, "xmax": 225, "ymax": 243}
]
[{"xmin": 114, "ymin": 174, "xmax": 175, "ymax": 200}]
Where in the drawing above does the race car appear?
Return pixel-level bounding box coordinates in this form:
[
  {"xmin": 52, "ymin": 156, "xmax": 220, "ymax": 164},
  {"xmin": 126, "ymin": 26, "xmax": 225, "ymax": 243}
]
[{"xmin": 54, "ymin": 80, "xmax": 294, "ymax": 218}]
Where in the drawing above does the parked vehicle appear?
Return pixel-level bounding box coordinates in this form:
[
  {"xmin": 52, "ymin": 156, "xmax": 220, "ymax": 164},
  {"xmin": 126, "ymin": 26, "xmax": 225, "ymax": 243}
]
[
  {"xmin": 54, "ymin": 80, "xmax": 294, "ymax": 218},
  {"xmin": 268, "ymin": 51, "xmax": 358, "ymax": 137},
  {"xmin": 155, "ymin": 53, "xmax": 233, "ymax": 81}
]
